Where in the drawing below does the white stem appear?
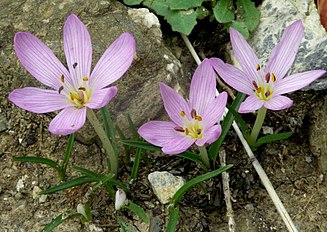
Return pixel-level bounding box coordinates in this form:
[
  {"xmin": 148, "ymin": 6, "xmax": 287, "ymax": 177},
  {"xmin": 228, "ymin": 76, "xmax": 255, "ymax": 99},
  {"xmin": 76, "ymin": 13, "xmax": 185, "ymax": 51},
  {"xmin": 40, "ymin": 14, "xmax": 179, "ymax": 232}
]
[{"xmin": 181, "ymin": 34, "xmax": 298, "ymax": 232}]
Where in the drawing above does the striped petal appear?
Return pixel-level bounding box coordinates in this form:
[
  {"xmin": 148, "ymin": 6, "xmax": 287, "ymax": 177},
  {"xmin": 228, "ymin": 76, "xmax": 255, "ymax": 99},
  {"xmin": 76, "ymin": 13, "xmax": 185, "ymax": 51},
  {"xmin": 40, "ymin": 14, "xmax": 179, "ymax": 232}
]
[
  {"xmin": 189, "ymin": 59, "xmax": 217, "ymax": 115},
  {"xmin": 196, "ymin": 124, "xmax": 222, "ymax": 146},
  {"xmin": 14, "ymin": 32, "xmax": 70, "ymax": 90},
  {"xmin": 202, "ymin": 92, "xmax": 228, "ymax": 127},
  {"xmin": 90, "ymin": 33, "xmax": 136, "ymax": 90},
  {"xmin": 159, "ymin": 83, "xmax": 191, "ymax": 126},
  {"xmin": 230, "ymin": 28, "xmax": 261, "ymax": 82},
  {"xmin": 209, "ymin": 58, "xmax": 254, "ymax": 95},
  {"xmin": 84, "ymin": 86, "xmax": 117, "ymax": 109},
  {"xmin": 8, "ymin": 87, "xmax": 69, "ymax": 113},
  {"xmin": 162, "ymin": 136, "xmax": 194, "ymax": 155},
  {"xmin": 265, "ymin": 20, "xmax": 304, "ymax": 81},
  {"xmin": 274, "ymin": 70, "xmax": 326, "ymax": 95},
  {"xmin": 239, "ymin": 95, "xmax": 264, "ymax": 113},
  {"xmin": 49, "ymin": 106, "xmax": 87, "ymax": 135},
  {"xmin": 264, "ymin": 95, "xmax": 293, "ymax": 111},
  {"xmin": 64, "ymin": 14, "xmax": 92, "ymax": 88}
]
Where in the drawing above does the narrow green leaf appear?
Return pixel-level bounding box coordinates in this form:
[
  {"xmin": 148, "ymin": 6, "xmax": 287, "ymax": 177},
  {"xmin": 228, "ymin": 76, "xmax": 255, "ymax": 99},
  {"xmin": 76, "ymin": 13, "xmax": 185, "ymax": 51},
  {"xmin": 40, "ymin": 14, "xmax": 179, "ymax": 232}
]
[
  {"xmin": 171, "ymin": 164, "xmax": 233, "ymax": 206},
  {"xmin": 226, "ymin": 104, "xmax": 249, "ymax": 136},
  {"xmin": 166, "ymin": 10, "xmax": 198, "ymax": 35},
  {"xmin": 130, "ymin": 147, "xmax": 143, "ymax": 181},
  {"xmin": 13, "ymin": 156, "xmax": 64, "ymax": 180},
  {"xmin": 40, "ymin": 176, "xmax": 95, "ymax": 195},
  {"xmin": 213, "ymin": 0, "xmax": 234, "ymax": 23},
  {"xmin": 41, "ymin": 211, "xmax": 80, "ymax": 232},
  {"xmin": 126, "ymin": 202, "xmax": 150, "ymax": 223},
  {"xmin": 167, "ymin": 0, "xmax": 204, "ymax": 10},
  {"xmin": 127, "ymin": 115, "xmax": 139, "ymax": 140},
  {"xmin": 123, "ymin": 0, "xmax": 143, "ymax": 5},
  {"xmin": 122, "ymin": 140, "xmax": 162, "ymax": 151},
  {"xmin": 236, "ymin": 0, "xmax": 260, "ymax": 32},
  {"xmin": 256, "ymin": 132, "xmax": 293, "ymax": 147},
  {"xmin": 166, "ymin": 206, "xmax": 179, "ymax": 232},
  {"xmin": 100, "ymin": 107, "xmax": 115, "ymax": 141},
  {"xmin": 62, "ymin": 133, "xmax": 75, "ymax": 176},
  {"xmin": 73, "ymin": 166, "xmax": 103, "ymax": 179},
  {"xmin": 209, "ymin": 93, "xmax": 246, "ymax": 161}
]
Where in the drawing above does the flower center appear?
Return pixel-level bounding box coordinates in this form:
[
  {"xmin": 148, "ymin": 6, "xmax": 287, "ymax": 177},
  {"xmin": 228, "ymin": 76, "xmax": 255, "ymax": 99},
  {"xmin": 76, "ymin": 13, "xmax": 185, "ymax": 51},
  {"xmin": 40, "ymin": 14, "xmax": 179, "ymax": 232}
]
[
  {"xmin": 174, "ymin": 109, "xmax": 204, "ymax": 140},
  {"xmin": 252, "ymin": 71, "xmax": 276, "ymax": 102}
]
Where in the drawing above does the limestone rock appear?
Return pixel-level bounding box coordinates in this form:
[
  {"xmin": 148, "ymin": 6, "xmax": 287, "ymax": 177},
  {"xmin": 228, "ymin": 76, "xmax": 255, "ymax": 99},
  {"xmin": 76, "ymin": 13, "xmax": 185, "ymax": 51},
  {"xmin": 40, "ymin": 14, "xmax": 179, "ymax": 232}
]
[
  {"xmin": 0, "ymin": 0, "xmax": 186, "ymax": 137},
  {"xmin": 228, "ymin": 0, "xmax": 327, "ymax": 90},
  {"xmin": 148, "ymin": 171, "xmax": 185, "ymax": 204}
]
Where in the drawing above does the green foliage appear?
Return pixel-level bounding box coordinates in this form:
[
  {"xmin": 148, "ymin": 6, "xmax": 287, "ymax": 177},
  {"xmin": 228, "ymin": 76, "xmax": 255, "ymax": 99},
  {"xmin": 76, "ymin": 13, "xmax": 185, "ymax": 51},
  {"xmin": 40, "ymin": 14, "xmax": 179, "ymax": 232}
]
[
  {"xmin": 41, "ymin": 211, "xmax": 81, "ymax": 232},
  {"xmin": 123, "ymin": 0, "xmax": 260, "ymax": 37},
  {"xmin": 126, "ymin": 202, "xmax": 150, "ymax": 223},
  {"xmin": 255, "ymin": 132, "xmax": 293, "ymax": 147},
  {"xmin": 166, "ymin": 206, "xmax": 179, "ymax": 232}
]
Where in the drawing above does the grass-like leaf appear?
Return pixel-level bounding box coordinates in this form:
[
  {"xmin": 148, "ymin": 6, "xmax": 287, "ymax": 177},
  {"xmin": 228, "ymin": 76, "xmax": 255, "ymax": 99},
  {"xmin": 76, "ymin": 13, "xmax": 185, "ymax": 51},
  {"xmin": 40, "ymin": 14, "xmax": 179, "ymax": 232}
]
[
  {"xmin": 166, "ymin": 206, "xmax": 179, "ymax": 232},
  {"xmin": 130, "ymin": 147, "xmax": 143, "ymax": 181},
  {"xmin": 61, "ymin": 133, "xmax": 75, "ymax": 177},
  {"xmin": 255, "ymin": 132, "xmax": 293, "ymax": 147},
  {"xmin": 171, "ymin": 164, "xmax": 233, "ymax": 206},
  {"xmin": 226, "ymin": 104, "xmax": 249, "ymax": 136},
  {"xmin": 40, "ymin": 176, "xmax": 95, "ymax": 195},
  {"xmin": 13, "ymin": 156, "xmax": 65, "ymax": 180},
  {"xmin": 209, "ymin": 93, "xmax": 246, "ymax": 162},
  {"xmin": 41, "ymin": 211, "xmax": 80, "ymax": 232},
  {"xmin": 126, "ymin": 202, "xmax": 149, "ymax": 223}
]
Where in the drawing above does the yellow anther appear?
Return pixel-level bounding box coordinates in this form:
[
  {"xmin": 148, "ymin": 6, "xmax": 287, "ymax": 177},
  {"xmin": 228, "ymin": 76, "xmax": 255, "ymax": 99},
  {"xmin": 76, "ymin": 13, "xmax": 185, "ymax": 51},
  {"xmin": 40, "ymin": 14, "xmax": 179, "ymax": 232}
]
[
  {"xmin": 180, "ymin": 111, "xmax": 185, "ymax": 117},
  {"xmin": 60, "ymin": 74, "xmax": 65, "ymax": 83},
  {"xmin": 185, "ymin": 128, "xmax": 189, "ymax": 135},
  {"xmin": 271, "ymin": 73, "xmax": 276, "ymax": 82},
  {"xmin": 257, "ymin": 87, "xmax": 262, "ymax": 94},
  {"xmin": 256, "ymin": 64, "xmax": 261, "ymax": 71},
  {"xmin": 78, "ymin": 87, "xmax": 86, "ymax": 91},
  {"xmin": 195, "ymin": 115, "xmax": 202, "ymax": 121},
  {"xmin": 83, "ymin": 77, "xmax": 89, "ymax": 81}
]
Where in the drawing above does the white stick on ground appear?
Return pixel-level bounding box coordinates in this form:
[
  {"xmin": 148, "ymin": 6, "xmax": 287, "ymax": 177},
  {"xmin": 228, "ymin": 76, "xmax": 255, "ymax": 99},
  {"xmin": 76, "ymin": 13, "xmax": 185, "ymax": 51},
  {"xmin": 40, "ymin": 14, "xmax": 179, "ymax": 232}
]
[
  {"xmin": 181, "ymin": 34, "xmax": 298, "ymax": 232},
  {"xmin": 219, "ymin": 148, "xmax": 236, "ymax": 232}
]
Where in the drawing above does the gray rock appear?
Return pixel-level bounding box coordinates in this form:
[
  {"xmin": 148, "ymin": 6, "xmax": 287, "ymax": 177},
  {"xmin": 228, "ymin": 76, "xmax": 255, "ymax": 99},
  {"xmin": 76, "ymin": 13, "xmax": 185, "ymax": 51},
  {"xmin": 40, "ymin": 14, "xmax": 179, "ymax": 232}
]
[
  {"xmin": 229, "ymin": 0, "xmax": 327, "ymax": 90},
  {"xmin": 148, "ymin": 171, "xmax": 185, "ymax": 204},
  {"xmin": 0, "ymin": 0, "xmax": 186, "ymax": 136}
]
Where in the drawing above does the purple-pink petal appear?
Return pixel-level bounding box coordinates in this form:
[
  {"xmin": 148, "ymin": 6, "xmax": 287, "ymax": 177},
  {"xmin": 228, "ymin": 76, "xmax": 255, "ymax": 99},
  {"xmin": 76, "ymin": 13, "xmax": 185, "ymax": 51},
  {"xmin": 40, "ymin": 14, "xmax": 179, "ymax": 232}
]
[
  {"xmin": 266, "ymin": 20, "xmax": 304, "ymax": 81},
  {"xmin": 202, "ymin": 92, "xmax": 228, "ymax": 127},
  {"xmin": 229, "ymin": 28, "xmax": 261, "ymax": 82},
  {"xmin": 189, "ymin": 59, "xmax": 217, "ymax": 115},
  {"xmin": 84, "ymin": 86, "xmax": 118, "ymax": 109},
  {"xmin": 159, "ymin": 83, "xmax": 191, "ymax": 126},
  {"xmin": 161, "ymin": 136, "xmax": 194, "ymax": 155},
  {"xmin": 196, "ymin": 124, "xmax": 222, "ymax": 146},
  {"xmin": 49, "ymin": 107, "xmax": 87, "ymax": 135},
  {"xmin": 264, "ymin": 95, "xmax": 293, "ymax": 111},
  {"xmin": 239, "ymin": 95, "xmax": 265, "ymax": 113},
  {"xmin": 64, "ymin": 14, "xmax": 92, "ymax": 88},
  {"xmin": 14, "ymin": 32, "xmax": 71, "ymax": 90},
  {"xmin": 209, "ymin": 58, "xmax": 254, "ymax": 95},
  {"xmin": 90, "ymin": 32, "xmax": 136, "ymax": 90},
  {"xmin": 8, "ymin": 87, "xmax": 69, "ymax": 113},
  {"xmin": 138, "ymin": 121, "xmax": 182, "ymax": 147},
  {"xmin": 274, "ymin": 70, "xmax": 326, "ymax": 95}
]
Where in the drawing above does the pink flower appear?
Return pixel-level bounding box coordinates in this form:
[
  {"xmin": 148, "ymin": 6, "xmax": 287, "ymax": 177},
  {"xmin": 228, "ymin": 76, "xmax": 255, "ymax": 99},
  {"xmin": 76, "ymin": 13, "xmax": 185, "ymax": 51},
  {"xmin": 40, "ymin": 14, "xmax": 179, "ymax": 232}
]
[
  {"xmin": 138, "ymin": 59, "xmax": 227, "ymax": 155},
  {"xmin": 8, "ymin": 14, "xmax": 136, "ymax": 135},
  {"xmin": 210, "ymin": 20, "xmax": 326, "ymax": 113}
]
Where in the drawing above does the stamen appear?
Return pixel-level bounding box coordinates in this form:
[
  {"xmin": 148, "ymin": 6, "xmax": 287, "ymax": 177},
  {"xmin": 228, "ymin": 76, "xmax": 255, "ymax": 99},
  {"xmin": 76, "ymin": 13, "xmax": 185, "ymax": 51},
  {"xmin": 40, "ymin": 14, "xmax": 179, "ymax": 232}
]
[
  {"xmin": 60, "ymin": 74, "xmax": 65, "ymax": 83},
  {"xmin": 174, "ymin": 126, "xmax": 185, "ymax": 132},
  {"xmin": 257, "ymin": 87, "xmax": 262, "ymax": 94},
  {"xmin": 73, "ymin": 62, "xmax": 78, "ymax": 69},
  {"xmin": 271, "ymin": 73, "xmax": 276, "ymax": 82},
  {"xmin": 252, "ymin": 81, "xmax": 259, "ymax": 90},
  {"xmin": 78, "ymin": 87, "xmax": 86, "ymax": 91},
  {"xmin": 256, "ymin": 64, "xmax": 261, "ymax": 71},
  {"xmin": 83, "ymin": 77, "xmax": 89, "ymax": 81},
  {"xmin": 70, "ymin": 92, "xmax": 74, "ymax": 101},
  {"xmin": 265, "ymin": 72, "xmax": 270, "ymax": 83},
  {"xmin": 197, "ymin": 129, "xmax": 202, "ymax": 135},
  {"xmin": 58, "ymin": 86, "xmax": 64, "ymax": 94},
  {"xmin": 195, "ymin": 115, "xmax": 202, "ymax": 121},
  {"xmin": 191, "ymin": 109, "xmax": 196, "ymax": 118},
  {"xmin": 185, "ymin": 128, "xmax": 189, "ymax": 135},
  {"xmin": 180, "ymin": 111, "xmax": 185, "ymax": 117},
  {"xmin": 265, "ymin": 91, "xmax": 271, "ymax": 98}
]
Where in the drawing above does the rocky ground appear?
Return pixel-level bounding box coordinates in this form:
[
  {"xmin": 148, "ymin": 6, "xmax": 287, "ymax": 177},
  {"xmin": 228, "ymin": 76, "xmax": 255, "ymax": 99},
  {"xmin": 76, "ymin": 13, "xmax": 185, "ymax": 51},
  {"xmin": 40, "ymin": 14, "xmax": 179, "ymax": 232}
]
[{"xmin": 1, "ymin": 0, "xmax": 327, "ymax": 232}]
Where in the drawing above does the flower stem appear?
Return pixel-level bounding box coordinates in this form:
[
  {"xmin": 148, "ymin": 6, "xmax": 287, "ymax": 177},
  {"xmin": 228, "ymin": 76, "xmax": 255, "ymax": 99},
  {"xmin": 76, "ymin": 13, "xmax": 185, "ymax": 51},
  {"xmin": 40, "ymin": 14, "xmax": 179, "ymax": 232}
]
[
  {"xmin": 198, "ymin": 146, "xmax": 210, "ymax": 169},
  {"xmin": 86, "ymin": 108, "xmax": 118, "ymax": 176},
  {"xmin": 249, "ymin": 107, "xmax": 267, "ymax": 145}
]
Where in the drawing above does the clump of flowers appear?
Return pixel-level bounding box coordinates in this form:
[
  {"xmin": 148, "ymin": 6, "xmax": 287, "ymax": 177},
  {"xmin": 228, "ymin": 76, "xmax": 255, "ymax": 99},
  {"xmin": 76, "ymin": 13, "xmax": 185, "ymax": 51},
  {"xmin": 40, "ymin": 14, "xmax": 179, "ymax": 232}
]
[
  {"xmin": 9, "ymin": 14, "xmax": 136, "ymax": 135},
  {"xmin": 138, "ymin": 59, "xmax": 227, "ymax": 160}
]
